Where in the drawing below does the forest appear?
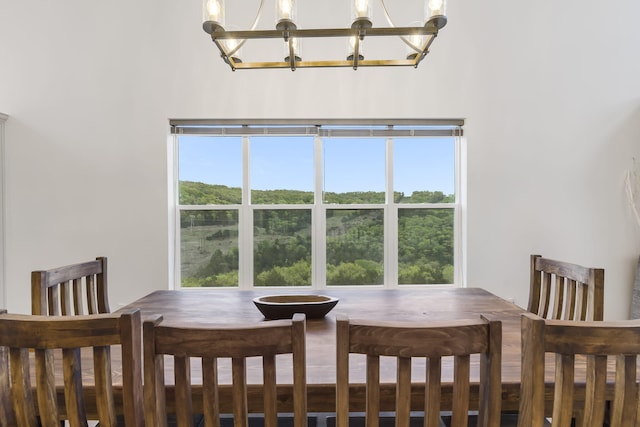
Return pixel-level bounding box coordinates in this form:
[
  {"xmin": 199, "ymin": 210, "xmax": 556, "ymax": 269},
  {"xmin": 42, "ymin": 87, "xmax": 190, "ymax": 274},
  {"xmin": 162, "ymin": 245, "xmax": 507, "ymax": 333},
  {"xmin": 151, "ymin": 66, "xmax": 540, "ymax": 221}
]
[{"xmin": 179, "ymin": 181, "xmax": 454, "ymax": 287}]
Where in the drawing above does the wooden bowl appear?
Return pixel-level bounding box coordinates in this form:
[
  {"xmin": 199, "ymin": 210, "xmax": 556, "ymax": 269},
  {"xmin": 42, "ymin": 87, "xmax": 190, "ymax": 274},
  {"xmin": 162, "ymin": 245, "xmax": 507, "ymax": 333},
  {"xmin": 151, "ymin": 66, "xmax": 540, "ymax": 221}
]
[{"xmin": 253, "ymin": 294, "xmax": 339, "ymax": 320}]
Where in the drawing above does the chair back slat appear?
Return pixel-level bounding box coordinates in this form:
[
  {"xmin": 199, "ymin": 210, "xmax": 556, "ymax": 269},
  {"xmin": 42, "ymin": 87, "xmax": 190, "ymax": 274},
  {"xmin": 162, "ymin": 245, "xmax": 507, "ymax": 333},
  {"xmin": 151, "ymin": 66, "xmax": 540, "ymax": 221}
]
[
  {"xmin": 34, "ymin": 349, "xmax": 59, "ymax": 427},
  {"xmin": 85, "ymin": 276, "xmax": 98, "ymax": 314},
  {"xmin": 63, "ymin": 347, "xmax": 88, "ymax": 425},
  {"xmin": 336, "ymin": 315, "xmax": 502, "ymax": 427},
  {"xmin": 0, "ymin": 309, "xmax": 144, "ymax": 427},
  {"xmin": 550, "ymin": 353, "xmax": 575, "ymax": 427},
  {"xmin": 60, "ymin": 282, "xmax": 73, "ymax": 315},
  {"xmin": 396, "ymin": 356, "xmax": 412, "ymax": 427},
  {"xmin": 202, "ymin": 357, "xmax": 220, "ymax": 427},
  {"xmin": 451, "ymin": 355, "xmax": 471, "ymax": 427},
  {"xmin": 262, "ymin": 354, "xmax": 278, "ymax": 427},
  {"xmin": 232, "ymin": 357, "xmax": 249, "ymax": 427},
  {"xmin": 32, "ymin": 257, "xmax": 109, "ymax": 316},
  {"xmin": 47, "ymin": 286, "xmax": 61, "ymax": 316},
  {"xmin": 366, "ymin": 355, "xmax": 381, "ymax": 426},
  {"xmin": 174, "ymin": 355, "xmax": 194, "ymax": 427},
  {"xmin": 94, "ymin": 346, "xmax": 117, "ymax": 426},
  {"xmin": 10, "ymin": 347, "xmax": 39, "ymax": 426},
  {"xmin": 611, "ymin": 355, "xmax": 638, "ymax": 426},
  {"xmin": 0, "ymin": 345, "xmax": 18, "ymax": 426},
  {"xmin": 582, "ymin": 355, "xmax": 607, "ymax": 427},
  {"xmin": 551, "ymin": 276, "xmax": 564, "ymax": 319},
  {"xmin": 518, "ymin": 313, "xmax": 640, "ymax": 427},
  {"xmin": 144, "ymin": 313, "xmax": 307, "ymax": 427},
  {"xmin": 425, "ymin": 357, "xmax": 442, "ymax": 427},
  {"xmin": 528, "ymin": 254, "xmax": 604, "ymax": 321}
]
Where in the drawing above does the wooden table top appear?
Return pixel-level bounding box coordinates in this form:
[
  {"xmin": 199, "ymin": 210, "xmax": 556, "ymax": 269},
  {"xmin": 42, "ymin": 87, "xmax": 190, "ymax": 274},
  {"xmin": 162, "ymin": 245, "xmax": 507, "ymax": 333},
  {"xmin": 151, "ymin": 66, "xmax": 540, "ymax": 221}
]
[{"xmin": 120, "ymin": 287, "xmax": 528, "ymax": 413}]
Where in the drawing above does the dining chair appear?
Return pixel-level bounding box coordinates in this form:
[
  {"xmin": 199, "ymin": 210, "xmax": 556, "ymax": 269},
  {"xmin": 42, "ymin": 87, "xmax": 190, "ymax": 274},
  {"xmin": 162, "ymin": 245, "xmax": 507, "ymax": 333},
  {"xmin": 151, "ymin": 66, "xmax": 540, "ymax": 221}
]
[
  {"xmin": 518, "ymin": 312, "xmax": 640, "ymax": 427},
  {"xmin": 144, "ymin": 313, "xmax": 307, "ymax": 427},
  {"xmin": 335, "ymin": 314, "xmax": 502, "ymax": 427},
  {"xmin": 527, "ymin": 254, "xmax": 604, "ymax": 321},
  {"xmin": 0, "ymin": 308, "xmax": 144, "ymax": 427},
  {"xmin": 31, "ymin": 256, "xmax": 110, "ymax": 315}
]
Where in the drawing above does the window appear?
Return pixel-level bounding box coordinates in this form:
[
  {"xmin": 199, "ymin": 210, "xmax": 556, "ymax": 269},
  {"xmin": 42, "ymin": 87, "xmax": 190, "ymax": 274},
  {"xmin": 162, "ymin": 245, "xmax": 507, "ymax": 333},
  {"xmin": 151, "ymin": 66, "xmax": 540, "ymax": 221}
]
[{"xmin": 172, "ymin": 119, "xmax": 464, "ymax": 289}]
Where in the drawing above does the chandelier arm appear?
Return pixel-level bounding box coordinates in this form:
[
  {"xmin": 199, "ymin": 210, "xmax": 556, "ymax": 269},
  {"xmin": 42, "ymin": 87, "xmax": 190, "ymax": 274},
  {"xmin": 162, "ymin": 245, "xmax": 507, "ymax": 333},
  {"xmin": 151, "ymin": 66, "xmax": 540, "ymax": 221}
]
[
  {"xmin": 288, "ymin": 39, "xmax": 296, "ymax": 71},
  {"xmin": 226, "ymin": 0, "xmax": 266, "ymax": 55},
  {"xmin": 413, "ymin": 34, "xmax": 437, "ymax": 67},
  {"xmin": 248, "ymin": 0, "xmax": 265, "ymax": 31},
  {"xmin": 404, "ymin": 38, "xmax": 423, "ymax": 53},
  {"xmin": 379, "ymin": 0, "xmax": 397, "ymax": 28},
  {"xmin": 379, "ymin": 0, "xmax": 423, "ymax": 53},
  {"xmin": 352, "ymin": 37, "xmax": 360, "ymax": 70},
  {"xmin": 224, "ymin": 41, "xmax": 241, "ymax": 57}
]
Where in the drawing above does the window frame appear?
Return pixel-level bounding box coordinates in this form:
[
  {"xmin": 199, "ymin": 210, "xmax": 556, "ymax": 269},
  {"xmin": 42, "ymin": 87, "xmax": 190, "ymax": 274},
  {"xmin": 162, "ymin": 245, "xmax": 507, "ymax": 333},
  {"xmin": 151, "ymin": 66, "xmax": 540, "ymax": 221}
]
[{"xmin": 170, "ymin": 119, "xmax": 465, "ymax": 290}]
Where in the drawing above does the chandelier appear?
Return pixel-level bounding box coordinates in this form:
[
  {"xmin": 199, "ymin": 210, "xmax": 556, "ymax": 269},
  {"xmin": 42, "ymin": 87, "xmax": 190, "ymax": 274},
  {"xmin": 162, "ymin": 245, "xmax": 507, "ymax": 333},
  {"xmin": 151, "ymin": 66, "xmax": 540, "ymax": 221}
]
[{"xmin": 202, "ymin": 0, "xmax": 447, "ymax": 71}]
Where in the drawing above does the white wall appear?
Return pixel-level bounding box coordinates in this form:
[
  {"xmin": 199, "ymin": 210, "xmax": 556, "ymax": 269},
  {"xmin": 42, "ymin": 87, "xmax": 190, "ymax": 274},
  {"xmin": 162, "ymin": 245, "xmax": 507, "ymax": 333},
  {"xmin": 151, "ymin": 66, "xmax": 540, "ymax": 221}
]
[
  {"xmin": 0, "ymin": 112, "xmax": 6, "ymax": 309},
  {"xmin": 0, "ymin": 0, "xmax": 639, "ymax": 318}
]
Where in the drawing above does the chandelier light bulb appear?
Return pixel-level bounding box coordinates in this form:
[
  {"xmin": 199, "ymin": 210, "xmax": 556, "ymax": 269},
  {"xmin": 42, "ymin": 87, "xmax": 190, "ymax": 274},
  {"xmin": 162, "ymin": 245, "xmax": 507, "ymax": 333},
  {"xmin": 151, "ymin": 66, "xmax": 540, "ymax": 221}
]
[
  {"xmin": 276, "ymin": 0, "xmax": 297, "ymax": 30},
  {"xmin": 354, "ymin": 0, "xmax": 371, "ymax": 19},
  {"xmin": 347, "ymin": 35, "xmax": 364, "ymax": 61},
  {"xmin": 426, "ymin": 0, "xmax": 446, "ymax": 19},
  {"xmin": 204, "ymin": 0, "xmax": 224, "ymax": 26},
  {"xmin": 410, "ymin": 33, "xmax": 423, "ymax": 47},
  {"xmin": 354, "ymin": 0, "xmax": 369, "ymax": 17},
  {"xmin": 284, "ymin": 38, "xmax": 302, "ymax": 62},
  {"xmin": 224, "ymin": 37, "xmax": 242, "ymax": 63},
  {"xmin": 278, "ymin": 0, "xmax": 293, "ymax": 20},
  {"xmin": 405, "ymin": 24, "xmax": 425, "ymax": 60},
  {"xmin": 351, "ymin": 0, "xmax": 372, "ymax": 29}
]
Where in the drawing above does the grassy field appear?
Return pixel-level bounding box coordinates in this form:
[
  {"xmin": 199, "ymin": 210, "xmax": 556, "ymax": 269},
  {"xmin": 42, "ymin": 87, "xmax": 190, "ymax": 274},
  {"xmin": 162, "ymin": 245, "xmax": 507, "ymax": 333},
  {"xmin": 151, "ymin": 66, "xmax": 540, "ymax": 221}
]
[{"xmin": 180, "ymin": 224, "xmax": 238, "ymax": 278}]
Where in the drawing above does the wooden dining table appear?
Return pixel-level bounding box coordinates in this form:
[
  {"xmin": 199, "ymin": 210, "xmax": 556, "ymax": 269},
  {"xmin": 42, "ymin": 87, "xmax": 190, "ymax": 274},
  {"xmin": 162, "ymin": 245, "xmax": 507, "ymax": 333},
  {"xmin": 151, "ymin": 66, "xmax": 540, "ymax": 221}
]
[{"xmin": 117, "ymin": 287, "xmax": 531, "ymax": 415}]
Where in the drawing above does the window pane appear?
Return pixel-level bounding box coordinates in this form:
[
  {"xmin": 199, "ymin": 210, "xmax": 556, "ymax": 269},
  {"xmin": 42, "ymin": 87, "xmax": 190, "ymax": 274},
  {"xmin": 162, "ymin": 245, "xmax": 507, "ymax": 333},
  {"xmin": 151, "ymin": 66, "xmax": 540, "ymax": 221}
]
[
  {"xmin": 178, "ymin": 136, "xmax": 242, "ymax": 205},
  {"xmin": 180, "ymin": 210, "xmax": 239, "ymax": 287},
  {"xmin": 398, "ymin": 209, "xmax": 454, "ymax": 284},
  {"xmin": 326, "ymin": 209, "xmax": 383, "ymax": 286},
  {"xmin": 323, "ymin": 138, "xmax": 385, "ymax": 204},
  {"xmin": 394, "ymin": 137, "xmax": 455, "ymax": 203},
  {"xmin": 250, "ymin": 136, "xmax": 314, "ymax": 204},
  {"xmin": 254, "ymin": 209, "xmax": 312, "ymax": 286}
]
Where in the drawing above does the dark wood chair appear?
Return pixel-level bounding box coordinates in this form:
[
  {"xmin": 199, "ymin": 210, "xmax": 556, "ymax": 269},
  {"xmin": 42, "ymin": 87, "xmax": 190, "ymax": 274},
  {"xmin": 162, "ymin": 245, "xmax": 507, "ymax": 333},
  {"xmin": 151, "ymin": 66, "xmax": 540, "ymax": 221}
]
[
  {"xmin": 528, "ymin": 254, "xmax": 604, "ymax": 321},
  {"xmin": 144, "ymin": 313, "xmax": 307, "ymax": 427},
  {"xmin": 518, "ymin": 312, "xmax": 640, "ymax": 427},
  {"xmin": 31, "ymin": 256, "xmax": 110, "ymax": 315},
  {"xmin": 0, "ymin": 308, "xmax": 144, "ymax": 427},
  {"xmin": 335, "ymin": 314, "xmax": 502, "ymax": 427}
]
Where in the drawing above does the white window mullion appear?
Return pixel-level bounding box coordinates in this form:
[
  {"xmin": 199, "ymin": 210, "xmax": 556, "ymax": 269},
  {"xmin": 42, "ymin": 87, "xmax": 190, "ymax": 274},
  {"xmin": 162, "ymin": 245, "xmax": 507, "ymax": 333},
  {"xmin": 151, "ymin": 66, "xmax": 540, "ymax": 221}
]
[
  {"xmin": 456, "ymin": 135, "xmax": 466, "ymax": 287},
  {"xmin": 385, "ymin": 137, "xmax": 397, "ymax": 288},
  {"xmin": 171, "ymin": 134, "xmax": 180, "ymax": 289},
  {"xmin": 313, "ymin": 135, "xmax": 326, "ymax": 289},
  {"xmin": 239, "ymin": 135, "xmax": 253, "ymax": 289}
]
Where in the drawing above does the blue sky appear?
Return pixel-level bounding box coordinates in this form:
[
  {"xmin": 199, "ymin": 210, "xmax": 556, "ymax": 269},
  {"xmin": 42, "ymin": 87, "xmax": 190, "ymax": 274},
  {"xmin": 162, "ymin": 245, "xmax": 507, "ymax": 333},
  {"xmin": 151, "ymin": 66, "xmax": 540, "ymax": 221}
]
[{"xmin": 178, "ymin": 135, "xmax": 455, "ymax": 195}]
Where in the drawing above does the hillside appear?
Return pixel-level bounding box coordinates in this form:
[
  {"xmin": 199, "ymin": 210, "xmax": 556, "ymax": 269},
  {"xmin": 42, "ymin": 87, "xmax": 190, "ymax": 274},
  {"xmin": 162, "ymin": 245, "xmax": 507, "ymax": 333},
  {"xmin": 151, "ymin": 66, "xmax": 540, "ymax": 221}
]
[{"xmin": 179, "ymin": 181, "xmax": 454, "ymax": 287}]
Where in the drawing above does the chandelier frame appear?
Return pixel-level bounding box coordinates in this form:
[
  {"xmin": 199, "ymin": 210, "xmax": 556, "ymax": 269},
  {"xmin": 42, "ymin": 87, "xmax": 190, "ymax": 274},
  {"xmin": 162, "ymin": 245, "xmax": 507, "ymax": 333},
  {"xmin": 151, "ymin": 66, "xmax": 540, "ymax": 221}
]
[{"xmin": 203, "ymin": 0, "xmax": 447, "ymax": 71}]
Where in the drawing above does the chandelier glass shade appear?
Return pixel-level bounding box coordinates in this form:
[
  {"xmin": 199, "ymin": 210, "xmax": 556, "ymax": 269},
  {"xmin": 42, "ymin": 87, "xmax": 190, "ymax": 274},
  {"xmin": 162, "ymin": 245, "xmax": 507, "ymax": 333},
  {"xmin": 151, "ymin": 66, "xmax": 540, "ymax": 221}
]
[{"xmin": 202, "ymin": 0, "xmax": 447, "ymax": 71}]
